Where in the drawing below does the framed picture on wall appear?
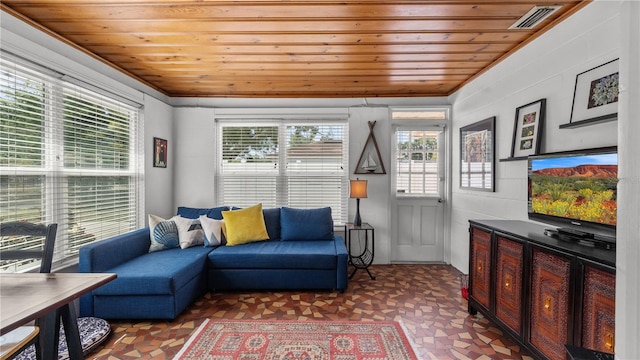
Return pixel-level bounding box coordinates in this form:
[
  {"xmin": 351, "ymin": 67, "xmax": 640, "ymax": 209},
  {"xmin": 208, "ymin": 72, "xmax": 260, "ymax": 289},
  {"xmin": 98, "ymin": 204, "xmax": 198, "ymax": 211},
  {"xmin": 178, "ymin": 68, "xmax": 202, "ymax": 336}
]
[
  {"xmin": 568, "ymin": 58, "xmax": 619, "ymax": 126},
  {"xmin": 460, "ymin": 117, "xmax": 495, "ymax": 192},
  {"xmin": 153, "ymin": 137, "xmax": 167, "ymax": 168},
  {"xmin": 510, "ymin": 98, "xmax": 546, "ymax": 159}
]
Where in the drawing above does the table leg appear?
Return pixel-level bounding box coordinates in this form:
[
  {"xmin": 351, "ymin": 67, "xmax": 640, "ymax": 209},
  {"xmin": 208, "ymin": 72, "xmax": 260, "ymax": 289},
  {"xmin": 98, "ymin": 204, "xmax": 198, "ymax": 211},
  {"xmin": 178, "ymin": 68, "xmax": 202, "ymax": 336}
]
[
  {"xmin": 349, "ymin": 265, "xmax": 376, "ymax": 280},
  {"xmin": 39, "ymin": 311, "xmax": 60, "ymax": 360},
  {"xmin": 364, "ymin": 267, "xmax": 376, "ymax": 280},
  {"xmin": 59, "ymin": 302, "xmax": 83, "ymax": 360}
]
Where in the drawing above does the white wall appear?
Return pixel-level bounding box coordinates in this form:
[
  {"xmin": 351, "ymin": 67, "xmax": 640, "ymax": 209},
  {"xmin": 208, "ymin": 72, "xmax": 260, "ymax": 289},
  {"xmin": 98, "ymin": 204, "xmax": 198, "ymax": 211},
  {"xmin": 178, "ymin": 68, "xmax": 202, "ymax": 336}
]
[
  {"xmin": 448, "ymin": 1, "xmax": 620, "ymax": 273},
  {"xmin": 616, "ymin": 1, "xmax": 640, "ymax": 357},
  {"xmin": 172, "ymin": 107, "xmax": 218, "ymax": 208},
  {"xmin": 347, "ymin": 107, "xmax": 392, "ymax": 264},
  {"xmin": 144, "ymin": 96, "xmax": 174, "ymax": 219}
]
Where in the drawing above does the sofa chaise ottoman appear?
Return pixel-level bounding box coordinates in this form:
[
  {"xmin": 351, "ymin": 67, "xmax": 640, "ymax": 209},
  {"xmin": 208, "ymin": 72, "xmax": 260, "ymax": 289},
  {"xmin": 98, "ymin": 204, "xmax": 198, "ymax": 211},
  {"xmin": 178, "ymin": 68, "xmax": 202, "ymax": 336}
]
[{"xmin": 78, "ymin": 227, "xmax": 211, "ymax": 320}]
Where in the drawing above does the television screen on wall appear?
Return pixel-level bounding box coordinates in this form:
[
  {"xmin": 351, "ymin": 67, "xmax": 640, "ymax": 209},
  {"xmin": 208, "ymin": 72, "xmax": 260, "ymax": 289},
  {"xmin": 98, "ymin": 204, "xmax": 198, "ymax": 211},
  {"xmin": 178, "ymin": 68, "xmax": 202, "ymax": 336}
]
[{"xmin": 528, "ymin": 146, "xmax": 617, "ymax": 244}]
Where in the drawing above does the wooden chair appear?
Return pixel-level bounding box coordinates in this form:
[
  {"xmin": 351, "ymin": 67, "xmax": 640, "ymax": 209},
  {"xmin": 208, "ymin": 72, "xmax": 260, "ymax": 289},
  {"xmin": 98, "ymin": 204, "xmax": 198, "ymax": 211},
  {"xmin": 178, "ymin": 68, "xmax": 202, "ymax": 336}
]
[
  {"xmin": 1, "ymin": 222, "xmax": 111, "ymax": 359},
  {"xmin": 0, "ymin": 326, "xmax": 40, "ymax": 360},
  {"xmin": 0, "ymin": 222, "xmax": 57, "ymax": 273},
  {"xmin": 0, "ymin": 221, "xmax": 58, "ymax": 360}
]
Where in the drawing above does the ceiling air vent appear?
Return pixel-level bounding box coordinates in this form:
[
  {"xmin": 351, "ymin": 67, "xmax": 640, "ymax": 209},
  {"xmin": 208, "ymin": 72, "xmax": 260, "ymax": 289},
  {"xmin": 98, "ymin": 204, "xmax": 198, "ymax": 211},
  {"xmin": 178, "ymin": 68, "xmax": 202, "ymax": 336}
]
[{"xmin": 509, "ymin": 5, "xmax": 561, "ymax": 29}]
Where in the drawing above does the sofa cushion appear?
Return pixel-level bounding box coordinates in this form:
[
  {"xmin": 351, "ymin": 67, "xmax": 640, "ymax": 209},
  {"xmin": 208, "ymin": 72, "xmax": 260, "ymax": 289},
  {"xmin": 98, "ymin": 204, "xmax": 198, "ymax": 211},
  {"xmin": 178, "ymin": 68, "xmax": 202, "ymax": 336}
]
[
  {"xmin": 199, "ymin": 215, "xmax": 226, "ymax": 247},
  {"xmin": 177, "ymin": 206, "xmax": 229, "ymax": 220},
  {"xmin": 174, "ymin": 216, "xmax": 205, "ymax": 249},
  {"xmin": 93, "ymin": 246, "xmax": 210, "ymax": 296},
  {"xmin": 280, "ymin": 207, "xmax": 333, "ymax": 241},
  {"xmin": 148, "ymin": 214, "xmax": 179, "ymax": 252},
  {"xmin": 222, "ymin": 203, "xmax": 269, "ymax": 246},
  {"xmin": 208, "ymin": 240, "xmax": 337, "ymax": 270},
  {"xmin": 262, "ymin": 207, "xmax": 281, "ymax": 240}
]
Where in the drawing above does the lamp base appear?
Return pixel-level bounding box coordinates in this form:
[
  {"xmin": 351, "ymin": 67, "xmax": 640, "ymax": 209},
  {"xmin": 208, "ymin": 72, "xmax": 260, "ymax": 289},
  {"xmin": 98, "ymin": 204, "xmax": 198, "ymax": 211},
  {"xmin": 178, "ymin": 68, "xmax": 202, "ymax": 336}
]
[{"xmin": 354, "ymin": 198, "xmax": 362, "ymax": 226}]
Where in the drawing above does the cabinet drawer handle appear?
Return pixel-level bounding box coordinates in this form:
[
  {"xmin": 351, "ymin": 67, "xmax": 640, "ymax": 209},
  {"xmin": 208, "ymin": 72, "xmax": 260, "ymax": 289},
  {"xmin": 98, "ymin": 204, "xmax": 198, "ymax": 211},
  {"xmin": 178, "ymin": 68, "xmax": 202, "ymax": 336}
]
[
  {"xmin": 504, "ymin": 275, "xmax": 511, "ymax": 289},
  {"xmin": 477, "ymin": 261, "xmax": 483, "ymax": 272},
  {"xmin": 605, "ymin": 332, "xmax": 614, "ymax": 351},
  {"xmin": 544, "ymin": 296, "xmax": 552, "ymax": 311}
]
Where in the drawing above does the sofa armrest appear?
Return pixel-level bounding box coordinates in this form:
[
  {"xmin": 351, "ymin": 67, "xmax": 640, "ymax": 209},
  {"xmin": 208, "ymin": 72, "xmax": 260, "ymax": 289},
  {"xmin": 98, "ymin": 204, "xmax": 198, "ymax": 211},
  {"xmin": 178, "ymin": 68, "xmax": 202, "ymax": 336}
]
[
  {"xmin": 79, "ymin": 227, "xmax": 151, "ymax": 273},
  {"xmin": 334, "ymin": 235, "xmax": 349, "ymax": 291}
]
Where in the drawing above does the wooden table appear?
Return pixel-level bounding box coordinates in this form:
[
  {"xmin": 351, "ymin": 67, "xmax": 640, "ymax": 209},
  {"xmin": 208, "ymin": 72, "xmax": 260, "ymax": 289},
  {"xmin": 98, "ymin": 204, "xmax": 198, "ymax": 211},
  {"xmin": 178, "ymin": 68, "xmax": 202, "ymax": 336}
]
[{"xmin": 0, "ymin": 273, "xmax": 116, "ymax": 360}]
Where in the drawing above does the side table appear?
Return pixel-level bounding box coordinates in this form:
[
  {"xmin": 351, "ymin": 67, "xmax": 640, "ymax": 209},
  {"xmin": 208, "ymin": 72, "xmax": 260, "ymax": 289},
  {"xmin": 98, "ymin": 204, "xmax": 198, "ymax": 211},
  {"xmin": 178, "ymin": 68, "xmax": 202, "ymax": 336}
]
[{"xmin": 345, "ymin": 223, "xmax": 375, "ymax": 280}]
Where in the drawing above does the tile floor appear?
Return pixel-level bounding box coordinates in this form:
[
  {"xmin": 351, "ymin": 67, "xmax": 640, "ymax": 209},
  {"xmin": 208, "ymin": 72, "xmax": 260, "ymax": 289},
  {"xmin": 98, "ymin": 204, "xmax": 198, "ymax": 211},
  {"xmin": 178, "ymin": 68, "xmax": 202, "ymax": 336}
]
[{"xmin": 87, "ymin": 264, "xmax": 533, "ymax": 360}]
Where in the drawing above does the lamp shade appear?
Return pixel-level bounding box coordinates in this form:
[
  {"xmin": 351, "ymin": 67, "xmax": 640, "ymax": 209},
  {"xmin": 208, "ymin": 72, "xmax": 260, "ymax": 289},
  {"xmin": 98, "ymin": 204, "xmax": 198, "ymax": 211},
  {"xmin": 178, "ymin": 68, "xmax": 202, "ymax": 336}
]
[{"xmin": 350, "ymin": 179, "xmax": 368, "ymax": 198}]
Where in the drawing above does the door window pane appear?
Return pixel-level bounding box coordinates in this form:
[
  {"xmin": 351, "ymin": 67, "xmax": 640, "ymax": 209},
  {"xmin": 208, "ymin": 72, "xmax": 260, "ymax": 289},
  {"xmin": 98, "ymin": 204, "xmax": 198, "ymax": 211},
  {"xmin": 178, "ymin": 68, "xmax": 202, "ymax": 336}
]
[{"xmin": 396, "ymin": 130, "xmax": 440, "ymax": 196}]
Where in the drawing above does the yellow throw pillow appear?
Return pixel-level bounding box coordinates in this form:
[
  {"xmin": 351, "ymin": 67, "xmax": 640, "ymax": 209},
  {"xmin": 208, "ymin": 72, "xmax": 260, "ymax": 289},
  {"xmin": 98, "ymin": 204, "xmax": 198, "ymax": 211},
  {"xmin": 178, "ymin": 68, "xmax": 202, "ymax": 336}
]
[{"xmin": 222, "ymin": 203, "xmax": 269, "ymax": 246}]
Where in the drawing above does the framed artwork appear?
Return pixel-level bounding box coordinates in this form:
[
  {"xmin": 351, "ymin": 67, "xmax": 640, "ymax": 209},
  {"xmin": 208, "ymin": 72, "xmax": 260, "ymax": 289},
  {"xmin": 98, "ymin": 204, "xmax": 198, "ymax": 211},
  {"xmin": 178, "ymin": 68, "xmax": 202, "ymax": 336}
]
[
  {"xmin": 355, "ymin": 121, "xmax": 386, "ymax": 174},
  {"xmin": 153, "ymin": 137, "xmax": 167, "ymax": 168},
  {"xmin": 510, "ymin": 98, "xmax": 546, "ymax": 158},
  {"xmin": 460, "ymin": 117, "xmax": 495, "ymax": 191},
  {"xmin": 569, "ymin": 59, "xmax": 619, "ymax": 125}
]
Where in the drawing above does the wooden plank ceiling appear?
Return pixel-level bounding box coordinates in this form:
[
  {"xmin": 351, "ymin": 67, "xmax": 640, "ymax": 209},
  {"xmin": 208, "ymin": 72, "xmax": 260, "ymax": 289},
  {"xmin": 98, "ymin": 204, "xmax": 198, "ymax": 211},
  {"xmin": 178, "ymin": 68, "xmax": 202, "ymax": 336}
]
[{"xmin": 1, "ymin": 1, "xmax": 588, "ymax": 98}]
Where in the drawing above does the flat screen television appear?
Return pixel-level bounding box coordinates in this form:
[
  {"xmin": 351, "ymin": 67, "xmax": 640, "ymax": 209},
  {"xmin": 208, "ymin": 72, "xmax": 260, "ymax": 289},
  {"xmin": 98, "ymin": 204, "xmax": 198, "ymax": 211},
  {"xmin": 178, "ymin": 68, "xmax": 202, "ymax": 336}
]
[{"xmin": 527, "ymin": 146, "xmax": 617, "ymax": 247}]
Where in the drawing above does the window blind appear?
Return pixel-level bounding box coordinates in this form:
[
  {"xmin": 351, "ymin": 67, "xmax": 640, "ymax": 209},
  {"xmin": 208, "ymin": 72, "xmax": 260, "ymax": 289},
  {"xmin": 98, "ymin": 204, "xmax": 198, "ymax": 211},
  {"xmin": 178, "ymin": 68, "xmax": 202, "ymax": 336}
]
[
  {"xmin": 0, "ymin": 56, "xmax": 143, "ymax": 272},
  {"xmin": 216, "ymin": 121, "xmax": 348, "ymax": 224},
  {"xmin": 395, "ymin": 130, "xmax": 441, "ymax": 196}
]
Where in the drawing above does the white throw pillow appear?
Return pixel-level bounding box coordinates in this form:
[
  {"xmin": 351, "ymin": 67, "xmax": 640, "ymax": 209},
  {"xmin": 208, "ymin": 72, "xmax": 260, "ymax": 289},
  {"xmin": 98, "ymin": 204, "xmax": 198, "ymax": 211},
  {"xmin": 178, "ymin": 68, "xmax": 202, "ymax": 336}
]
[
  {"xmin": 173, "ymin": 215, "xmax": 205, "ymax": 249},
  {"xmin": 199, "ymin": 215, "xmax": 226, "ymax": 247}
]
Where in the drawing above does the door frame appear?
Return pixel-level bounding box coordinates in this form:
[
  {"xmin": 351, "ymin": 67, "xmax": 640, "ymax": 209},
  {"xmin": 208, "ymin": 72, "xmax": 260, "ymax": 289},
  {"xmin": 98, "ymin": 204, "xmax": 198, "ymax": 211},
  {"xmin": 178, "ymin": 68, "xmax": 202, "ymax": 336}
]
[{"xmin": 388, "ymin": 106, "xmax": 452, "ymax": 264}]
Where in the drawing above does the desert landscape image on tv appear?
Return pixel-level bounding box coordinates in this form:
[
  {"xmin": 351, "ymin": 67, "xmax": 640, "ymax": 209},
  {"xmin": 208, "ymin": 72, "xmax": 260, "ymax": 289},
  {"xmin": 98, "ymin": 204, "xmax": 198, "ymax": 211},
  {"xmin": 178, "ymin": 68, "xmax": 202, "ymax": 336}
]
[{"xmin": 530, "ymin": 154, "xmax": 617, "ymax": 226}]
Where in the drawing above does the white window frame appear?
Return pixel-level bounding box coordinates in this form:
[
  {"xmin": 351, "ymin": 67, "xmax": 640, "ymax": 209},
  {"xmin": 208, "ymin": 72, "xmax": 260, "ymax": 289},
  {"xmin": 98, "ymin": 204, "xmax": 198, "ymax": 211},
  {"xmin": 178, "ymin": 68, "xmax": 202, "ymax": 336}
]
[
  {"xmin": 390, "ymin": 107, "xmax": 450, "ymax": 200},
  {"xmin": 0, "ymin": 54, "xmax": 143, "ymax": 272},
  {"xmin": 214, "ymin": 114, "xmax": 349, "ymax": 224}
]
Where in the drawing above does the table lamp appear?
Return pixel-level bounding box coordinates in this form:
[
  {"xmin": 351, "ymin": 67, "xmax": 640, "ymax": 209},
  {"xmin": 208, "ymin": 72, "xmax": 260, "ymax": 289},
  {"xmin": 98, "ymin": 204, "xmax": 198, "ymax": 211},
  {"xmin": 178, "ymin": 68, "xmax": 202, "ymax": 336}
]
[{"xmin": 350, "ymin": 178, "xmax": 368, "ymax": 226}]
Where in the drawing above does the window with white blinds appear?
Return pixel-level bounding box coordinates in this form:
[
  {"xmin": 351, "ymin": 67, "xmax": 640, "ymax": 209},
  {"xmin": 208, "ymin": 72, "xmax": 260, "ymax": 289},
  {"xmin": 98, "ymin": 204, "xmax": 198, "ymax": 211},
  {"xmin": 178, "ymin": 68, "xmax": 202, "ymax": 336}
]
[
  {"xmin": 216, "ymin": 121, "xmax": 348, "ymax": 224},
  {"xmin": 0, "ymin": 56, "xmax": 143, "ymax": 272},
  {"xmin": 391, "ymin": 107, "xmax": 448, "ymax": 197},
  {"xmin": 395, "ymin": 130, "xmax": 442, "ymax": 196}
]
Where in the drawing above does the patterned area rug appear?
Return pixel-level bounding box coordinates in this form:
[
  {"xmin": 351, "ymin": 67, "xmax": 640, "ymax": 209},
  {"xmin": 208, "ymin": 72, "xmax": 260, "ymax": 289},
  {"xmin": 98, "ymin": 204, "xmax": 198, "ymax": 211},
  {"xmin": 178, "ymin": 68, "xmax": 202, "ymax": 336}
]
[
  {"xmin": 175, "ymin": 319, "xmax": 418, "ymax": 360},
  {"xmin": 14, "ymin": 317, "xmax": 111, "ymax": 360}
]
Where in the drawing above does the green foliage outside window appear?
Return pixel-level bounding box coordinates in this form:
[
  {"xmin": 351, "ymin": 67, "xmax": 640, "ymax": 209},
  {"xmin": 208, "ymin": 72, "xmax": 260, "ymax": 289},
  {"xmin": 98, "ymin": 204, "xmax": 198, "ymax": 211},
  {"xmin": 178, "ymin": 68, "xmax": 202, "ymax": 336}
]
[
  {"xmin": 0, "ymin": 75, "xmax": 45, "ymax": 167},
  {"xmin": 222, "ymin": 126, "xmax": 278, "ymax": 162},
  {"xmin": 64, "ymin": 94, "xmax": 130, "ymax": 169}
]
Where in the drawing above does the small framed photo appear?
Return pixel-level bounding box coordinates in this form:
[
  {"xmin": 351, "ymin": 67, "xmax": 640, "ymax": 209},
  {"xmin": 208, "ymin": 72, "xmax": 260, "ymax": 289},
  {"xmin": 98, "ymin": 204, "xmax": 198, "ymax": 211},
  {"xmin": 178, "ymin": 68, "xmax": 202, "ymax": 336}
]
[
  {"xmin": 153, "ymin": 137, "xmax": 167, "ymax": 168},
  {"xmin": 569, "ymin": 59, "xmax": 619, "ymax": 125},
  {"xmin": 510, "ymin": 99, "xmax": 546, "ymax": 159},
  {"xmin": 460, "ymin": 117, "xmax": 495, "ymax": 192}
]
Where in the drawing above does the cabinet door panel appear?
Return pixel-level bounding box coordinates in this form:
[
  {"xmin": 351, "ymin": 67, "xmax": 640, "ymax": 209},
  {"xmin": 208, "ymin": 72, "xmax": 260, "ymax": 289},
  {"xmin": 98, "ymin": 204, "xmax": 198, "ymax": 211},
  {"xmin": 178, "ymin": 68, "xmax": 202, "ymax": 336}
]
[
  {"xmin": 470, "ymin": 227, "xmax": 491, "ymax": 310},
  {"xmin": 495, "ymin": 236, "xmax": 523, "ymax": 335},
  {"xmin": 530, "ymin": 248, "xmax": 571, "ymax": 360},
  {"xmin": 582, "ymin": 265, "xmax": 615, "ymax": 354}
]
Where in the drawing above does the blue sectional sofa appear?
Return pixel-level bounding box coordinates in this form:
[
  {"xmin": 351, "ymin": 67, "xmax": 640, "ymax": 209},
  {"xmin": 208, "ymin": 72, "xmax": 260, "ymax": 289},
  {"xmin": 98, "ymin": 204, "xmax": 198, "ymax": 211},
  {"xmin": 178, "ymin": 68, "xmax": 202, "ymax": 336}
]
[{"xmin": 79, "ymin": 206, "xmax": 348, "ymax": 320}]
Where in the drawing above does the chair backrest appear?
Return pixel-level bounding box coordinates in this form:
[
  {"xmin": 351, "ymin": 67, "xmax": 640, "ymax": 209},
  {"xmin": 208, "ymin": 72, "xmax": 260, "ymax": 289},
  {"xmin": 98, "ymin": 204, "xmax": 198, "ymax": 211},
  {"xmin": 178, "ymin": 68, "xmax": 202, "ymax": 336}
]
[{"xmin": 0, "ymin": 222, "xmax": 58, "ymax": 273}]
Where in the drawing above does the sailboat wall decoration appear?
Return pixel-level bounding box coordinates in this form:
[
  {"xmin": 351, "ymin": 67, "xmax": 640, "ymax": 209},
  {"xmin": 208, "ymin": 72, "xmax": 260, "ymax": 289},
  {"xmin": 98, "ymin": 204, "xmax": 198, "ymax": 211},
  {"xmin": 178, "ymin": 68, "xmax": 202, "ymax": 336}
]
[{"xmin": 355, "ymin": 121, "xmax": 386, "ymax": 175}]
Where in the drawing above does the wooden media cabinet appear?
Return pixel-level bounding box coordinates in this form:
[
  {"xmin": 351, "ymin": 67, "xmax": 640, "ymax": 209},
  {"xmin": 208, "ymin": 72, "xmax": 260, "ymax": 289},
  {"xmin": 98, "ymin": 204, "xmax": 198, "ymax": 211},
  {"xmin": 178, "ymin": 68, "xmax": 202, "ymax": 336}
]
[{"xmin": 468, "ymin": 220, "xmax": 616, "ymax": 360}]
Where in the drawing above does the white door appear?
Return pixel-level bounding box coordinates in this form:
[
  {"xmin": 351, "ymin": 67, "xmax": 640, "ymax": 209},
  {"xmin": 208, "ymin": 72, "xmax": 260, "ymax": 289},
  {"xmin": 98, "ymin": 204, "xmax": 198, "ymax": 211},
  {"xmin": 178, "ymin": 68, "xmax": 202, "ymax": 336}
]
[{"xmin": 391, "ymin": 127, "xmax": 446, "ymax": 263}]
